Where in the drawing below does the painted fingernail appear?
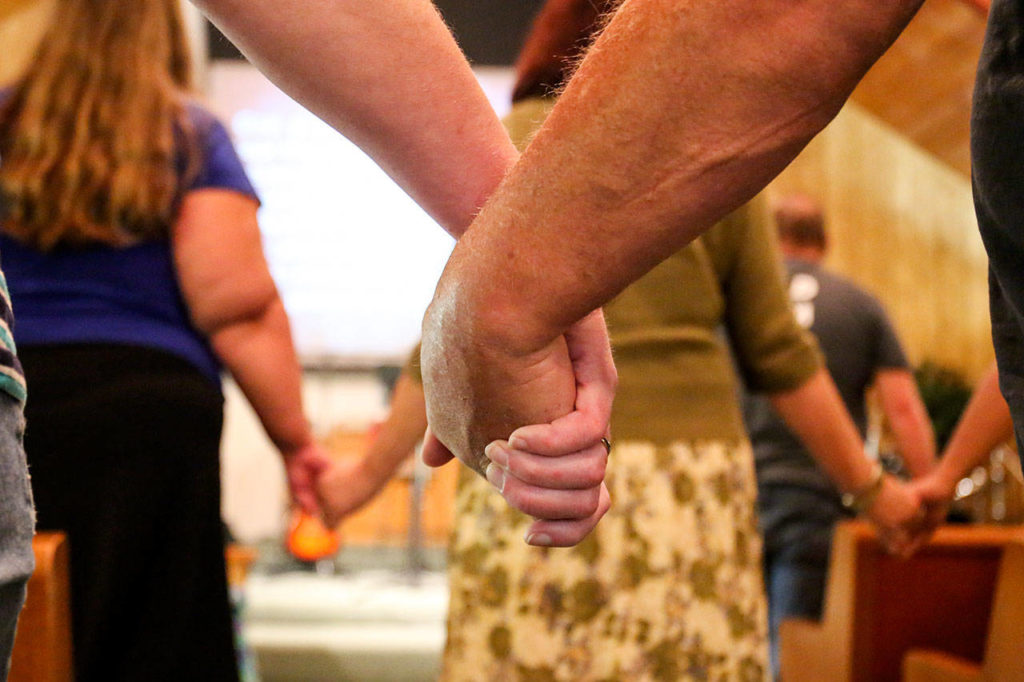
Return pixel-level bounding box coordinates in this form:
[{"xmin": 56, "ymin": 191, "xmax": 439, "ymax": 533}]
[
  {"xmin": 485, "ymin": 463, "xmax": 506, "ymax": 493},
  {"xmin": 525, "ymin": 533, "xmax": 552, "ymax": 546},
  {"xmin": 484, "ymin": 442, "xmax": 509, "ymax": 468}
]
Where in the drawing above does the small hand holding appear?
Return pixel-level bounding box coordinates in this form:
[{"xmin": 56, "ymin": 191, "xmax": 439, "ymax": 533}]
[{"xmin": 483, "ymin": 433, "xmax": 612, "ymax": 547}]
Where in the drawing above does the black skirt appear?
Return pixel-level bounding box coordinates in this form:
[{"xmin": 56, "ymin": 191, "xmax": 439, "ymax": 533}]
[{"xmin": 20, "ymin": 343, "xmax": 239, "ymax": 682}]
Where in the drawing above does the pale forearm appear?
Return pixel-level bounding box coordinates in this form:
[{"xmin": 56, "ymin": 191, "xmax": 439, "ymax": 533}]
[
  {"xmin": 437, "ymin": 0, "xmax": 924, "ymax": 352},
  {"xmin": 316, "ymin": 372, "xmax": 430, "ymax": 525},
  {"xmin": 769, "ymin": 369, "xmax": 877, "ymax": 494},
  {"xmin": 192, "ymin": 0, "xmax": 517, "ymax": 236},
  {"xmin": 362, "ymin": 372, "xmax": 429, "ymax": 482},
  {"xmin": 935, "ymin": 367, "xmax": 1013, "ymax": 491},
  {"xmin": 210, "ymin": 297, "xmax": 312, "ymax": 456}
]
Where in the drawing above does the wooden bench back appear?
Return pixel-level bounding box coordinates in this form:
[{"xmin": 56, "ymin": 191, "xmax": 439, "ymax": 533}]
[
  {"xmin": 9, "ymin": 532, "xmax": 72, "ymax": 682},
  {"xmin": 781, "ymin": 521, "xmax": 1024, "ymax": 682}
]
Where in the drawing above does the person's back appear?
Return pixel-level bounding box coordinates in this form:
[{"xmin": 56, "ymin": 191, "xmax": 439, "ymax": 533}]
[
  {"xmin": 0, "ymin": 3, "xmax": 338, "ymax": 680},
  {"xmin": 748, "ymin": 259, "xmax": 903, "ymax": 493},
  {"xmin": 742, "ymin": 194, "xmax": 934, "ymax": 680}
]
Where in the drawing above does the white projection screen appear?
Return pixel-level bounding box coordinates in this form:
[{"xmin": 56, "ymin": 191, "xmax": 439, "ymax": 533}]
[{"xmin": 205, "ymin": 62, "xmax": 514, "ymax": 366}]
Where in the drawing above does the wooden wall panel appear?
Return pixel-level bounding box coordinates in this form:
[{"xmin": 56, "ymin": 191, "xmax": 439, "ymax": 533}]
[
  {"xmin": 767, "ymin": 101, "xmax": 992, "ymax": 383},
  {"xmin": 849, "ymin": 0, "xmax": 985, "ymax": 177}
]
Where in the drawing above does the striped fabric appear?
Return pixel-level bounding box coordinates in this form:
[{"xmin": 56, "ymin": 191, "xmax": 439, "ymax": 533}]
[{"xmin": 0, "ymin": 268, "xmax": 25, "ymax": 402}]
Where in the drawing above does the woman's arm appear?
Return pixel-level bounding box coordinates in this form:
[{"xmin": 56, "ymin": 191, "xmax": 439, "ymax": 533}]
[
  {"xmin": 769, "ymin": 368, "xmax": 928, "ymax": 553},
  {"xmin": 910, "ymin": 365, "xmax": 1013, "ymax": 505},
  {"xmin": 172, "ymin": 188, "xmax": 329, "ymax": 515},
  {"xmin": 192, "ymin": 1, "xmax": 616, "ymax": 545}
]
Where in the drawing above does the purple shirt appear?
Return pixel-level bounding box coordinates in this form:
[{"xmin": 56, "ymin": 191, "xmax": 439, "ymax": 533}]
[{"xmin": 0, "ymin": 102, "xmax": 258, "ymax": 386}]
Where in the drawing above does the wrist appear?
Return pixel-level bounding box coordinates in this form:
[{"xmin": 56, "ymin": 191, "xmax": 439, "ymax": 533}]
[
  {"xmin": 841, "ymin": 460, "xmax": 886, "ymax": 515},
  {"xmin": 930, "ymin": 461, "xmax": 962, "ymax": 499},
  {"xmin": 358, "ymin": 449, "xmax": 404, "ymax": 485},
  {"xmin": 425, "ymin": 277, "xmax": 558, "ymax": 365},
  {"xmin": 279, "ymin": 433, "xmax": 315, "ymax": 460},
  {"xmin": 429, "ymin": 225, "xmax": 571, "ymax": 359}
]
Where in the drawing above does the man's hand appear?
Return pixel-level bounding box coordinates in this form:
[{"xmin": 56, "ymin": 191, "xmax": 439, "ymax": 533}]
[
  {"xmin": 420, "ymin": 308, "xmax": 616, "ymax": 547},
  {"xmin": 905, "ymin": 469, "xmax": 955, "ymax": 537},
  {"xmin": 865, "ymin": 476, "xmax": 934, "ymax": 557}
]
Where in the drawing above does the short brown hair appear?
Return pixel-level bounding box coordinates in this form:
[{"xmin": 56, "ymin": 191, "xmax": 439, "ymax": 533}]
[{"xmin": 773, "ymin": 194, "xmax": 826, "ymax": 251}]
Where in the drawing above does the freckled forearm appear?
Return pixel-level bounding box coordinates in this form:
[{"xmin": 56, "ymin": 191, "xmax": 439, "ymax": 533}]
[{"xmin": 437, "ymin": 0, "xmax": 924, "ymax": 351}]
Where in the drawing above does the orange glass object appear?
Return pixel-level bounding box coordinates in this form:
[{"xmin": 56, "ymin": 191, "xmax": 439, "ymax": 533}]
[{"xmin": 285, "ymin": 511, "xmax": 341, "ymax": 562}]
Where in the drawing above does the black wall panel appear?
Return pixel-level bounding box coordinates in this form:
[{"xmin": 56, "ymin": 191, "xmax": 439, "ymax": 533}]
[{"xmin": 206, "ymin": 1, "xmax": 546, "ymax": 65}]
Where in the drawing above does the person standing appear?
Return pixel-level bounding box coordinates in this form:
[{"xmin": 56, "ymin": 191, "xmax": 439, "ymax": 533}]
[
  {"xmin": 0, "ymin": 1, "xmax": 332, "ymax": 679},
  {"xmin": 744, "ymin": 194, "xmax": 937, "ymax": 679}
]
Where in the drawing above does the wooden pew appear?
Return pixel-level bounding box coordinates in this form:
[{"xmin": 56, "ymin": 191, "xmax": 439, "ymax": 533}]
[
  {"xmin": 902, "ymin": 540, "xmax": 1024, "ymax": 682},
  {"xmin": 9, "ymin": 532, "xmax": 72, "ymax": 682},
  {"xmin": 779, "ymin": 520, "xmax": 1024, "ymax": 682}
]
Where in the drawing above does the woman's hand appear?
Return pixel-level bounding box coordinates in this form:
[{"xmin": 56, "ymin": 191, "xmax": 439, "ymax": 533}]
[{"xmin": 865, "ymin": 476, "xmax": 933, "ymax": 557}]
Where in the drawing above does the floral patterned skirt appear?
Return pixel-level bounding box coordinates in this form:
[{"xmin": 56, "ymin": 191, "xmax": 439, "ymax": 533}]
[{"xmin": 440, "ymin": 439, "xmax": 770, "ymax": 682}]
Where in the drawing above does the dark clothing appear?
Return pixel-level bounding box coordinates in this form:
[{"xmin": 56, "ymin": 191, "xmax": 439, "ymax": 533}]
[
  {"xmin": 743, "ymin": 258, "xmax": 910, "ymax": 680},
  {"xmin": 0, "ymin": 90, "xmax": 26, "ymax": 403},
  {"xmin": 22, "ymin": 345, "xmax": 237, "ymax": 682},
  {"xmin": 758, "ymin": 486, "xmax": 834, "ymax": 668},
  {"xmin": 1, "ymin": 101, "xmax": 254, "ymax": 681},
  {"xmin": 0, "ymin": 91, "xmax": 34, "ymax": 682},
  {"xmin": 747, "ymin": 259, "xmax": 909, "ymax": 497},
  {"xmin": 972, "ymin": 0, "xmax": 1024, "ymax": 474}
]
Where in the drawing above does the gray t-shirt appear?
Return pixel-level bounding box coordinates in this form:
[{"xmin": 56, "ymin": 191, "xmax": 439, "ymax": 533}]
[{"xmin": 744, "ymin": 259, "xmax": 908, "ymax": 495}]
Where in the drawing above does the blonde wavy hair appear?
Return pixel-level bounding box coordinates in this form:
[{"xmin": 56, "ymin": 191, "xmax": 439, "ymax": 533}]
[{"xmin": 0, "ymin": 0, "xmax": 196, "ymax": 250}]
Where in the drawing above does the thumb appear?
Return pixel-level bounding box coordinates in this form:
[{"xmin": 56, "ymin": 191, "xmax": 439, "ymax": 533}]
[
  {"xmin": 420, "ymin": 426, "xmax": 455, "ymax": 468},
  {"xmin": 907, "ymin": 477, "xmax": 948, "ymax": 505}
]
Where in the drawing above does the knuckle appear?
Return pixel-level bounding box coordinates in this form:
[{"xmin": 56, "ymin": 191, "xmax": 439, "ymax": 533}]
[
  {"xmin": 563, "ymin": 531, "xmax": 586, "ymax": 547},
  {"xmin": 580, "ymin": 459, "xmax": 606, "ymax": 487},
  {"xmin": 535, "ymin": 432, "xmax": 558, "ymax": 453},
  {"xmin": 578, "ymin": 488, "xmax": 602, "ymax": 517}
]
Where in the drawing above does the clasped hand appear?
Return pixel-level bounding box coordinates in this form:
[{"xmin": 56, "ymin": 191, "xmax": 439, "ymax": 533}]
[
  {"xmin": 864, "ymin": 474, "xmax": 945, "ymax": 557},
  {"xmin": 420, "ymin": 308, "xmax": 617, "ymax": 547}
]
